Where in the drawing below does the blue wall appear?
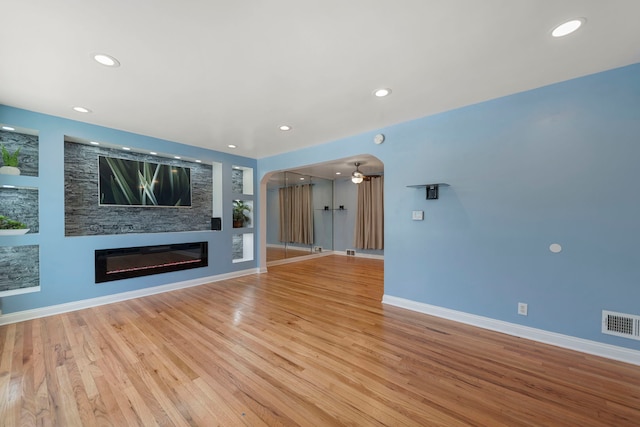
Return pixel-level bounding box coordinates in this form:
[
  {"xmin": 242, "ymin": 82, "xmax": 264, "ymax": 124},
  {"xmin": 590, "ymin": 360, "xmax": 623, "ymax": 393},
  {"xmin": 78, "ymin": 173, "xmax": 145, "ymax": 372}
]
[
  {"xmin": 0, "ymin": 106, "xmax": 257, "ymax": 314},
  {"xmin": 259, "ymin": 63, "xmax": 640, "ymax": 350},
  {"xmin": 3, "ymin": 63, "xmax": 640, "ymax": 351}
]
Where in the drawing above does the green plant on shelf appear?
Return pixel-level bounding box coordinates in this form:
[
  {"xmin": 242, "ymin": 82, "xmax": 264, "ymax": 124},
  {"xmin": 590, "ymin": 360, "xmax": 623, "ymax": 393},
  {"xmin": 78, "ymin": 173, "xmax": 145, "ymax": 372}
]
[
  {"xmin": 233, "ymin": 200, "xmax": 251, "ymax": 227},
  {"xmin": 0, "ymin": 215, "xmax": 27, "ymax": 229},
  {"xmin": 1, "ymin": 144, "xmax": 20, "ymax": 167}
]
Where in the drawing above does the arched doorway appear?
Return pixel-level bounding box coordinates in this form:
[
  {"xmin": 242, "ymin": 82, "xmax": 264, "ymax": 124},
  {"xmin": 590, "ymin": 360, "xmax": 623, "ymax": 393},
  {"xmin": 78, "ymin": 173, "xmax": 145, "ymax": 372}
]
[{"xmin": 258, "ymin": 154, "xmax": 384, "ymax": 270}]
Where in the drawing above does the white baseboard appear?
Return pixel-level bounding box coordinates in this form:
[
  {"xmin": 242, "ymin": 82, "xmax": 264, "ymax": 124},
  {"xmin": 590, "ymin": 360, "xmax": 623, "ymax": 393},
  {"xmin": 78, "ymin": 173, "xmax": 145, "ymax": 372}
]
[
  {"xmin": 0, "ymin": 268, "xmax": 260, "ymax": 326},
  {"xmin": 266, "ymin": 246, "xmax": 384, "ymax": 261},
  {"xmin": 266, "ymin": 250, "xmax": 335, "ymax": 267},
  {"xmin": 382, "ymin": 295, "xmax": 640, "ymax": 366},
  {"xmin": 335, "ymin": 251, "xmax": 384, "ymax": 260}
]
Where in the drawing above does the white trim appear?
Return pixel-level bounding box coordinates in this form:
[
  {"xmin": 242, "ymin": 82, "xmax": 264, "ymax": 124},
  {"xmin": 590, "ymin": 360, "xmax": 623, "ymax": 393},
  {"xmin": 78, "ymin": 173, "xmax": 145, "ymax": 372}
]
[
  {"xmin": 0, "ymin": 269, "xmax": 259, "ymax": 326},
  {"xmin": 382, "ymin": 295, "xmax": 640, "ymax": 366},
  {"xmin": 265, "ymin": 246, "xmax": 384, "ymax": 261},
  {"xmin": 266, "ymin": 250, "xmax": 334, "ymax": 267},
  {"xmin": 335, "ymin": 251, "xmax": 384, "ymax": 260},
  {"xmin": 266, "ymin": 243, "xmax": 285, "ymax": 248}
]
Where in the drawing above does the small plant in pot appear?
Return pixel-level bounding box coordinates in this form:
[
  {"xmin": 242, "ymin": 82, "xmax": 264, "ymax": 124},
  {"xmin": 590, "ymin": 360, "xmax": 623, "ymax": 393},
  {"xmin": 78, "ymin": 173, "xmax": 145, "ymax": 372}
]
[
  {"xmin": 233, "ymin": 200, "xmax": 251, "ymax": 228},
  {"xmin": 0, "ymin": 215, "xmax": 29, "ymax": 235},
  {"xmin": 0, "ymin": 144, "xmax": 21, "ymax": 175}
]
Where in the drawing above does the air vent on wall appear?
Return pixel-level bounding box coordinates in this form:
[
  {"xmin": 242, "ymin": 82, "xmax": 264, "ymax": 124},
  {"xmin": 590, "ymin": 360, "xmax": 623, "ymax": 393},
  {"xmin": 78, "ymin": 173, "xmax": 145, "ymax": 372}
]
[{"xmin": 602, "ymin": 310, "xmax": 640, "ymax": 341}]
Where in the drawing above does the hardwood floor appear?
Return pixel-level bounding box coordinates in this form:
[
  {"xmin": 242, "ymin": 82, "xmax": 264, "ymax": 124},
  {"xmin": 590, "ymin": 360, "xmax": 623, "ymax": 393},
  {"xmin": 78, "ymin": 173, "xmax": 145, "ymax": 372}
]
[
  {"xmin": 266, "ymin": 246, "xmax": 313, "ymax": 262},
  {"xmin": 1, "ymin": 255, "xmax": 639, "ymax": 426}
]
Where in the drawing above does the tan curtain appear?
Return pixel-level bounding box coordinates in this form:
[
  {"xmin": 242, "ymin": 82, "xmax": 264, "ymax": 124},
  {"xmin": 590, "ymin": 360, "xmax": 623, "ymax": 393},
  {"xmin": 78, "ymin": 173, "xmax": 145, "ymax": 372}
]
[
  {"xmin": 354, "ymin": 176, "xmax": 384, "ymax": 249},
  {"xmin": 278, "ymin": 184, "xmax": 314, "ymax": 245}
]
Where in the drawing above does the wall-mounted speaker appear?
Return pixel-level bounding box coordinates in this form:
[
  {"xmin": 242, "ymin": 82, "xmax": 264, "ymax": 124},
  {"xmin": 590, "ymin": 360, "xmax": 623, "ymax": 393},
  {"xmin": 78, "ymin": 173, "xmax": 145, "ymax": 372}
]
[{"xmin": 211, "ymin": 217, "xmax": 222, "ymax": 231}]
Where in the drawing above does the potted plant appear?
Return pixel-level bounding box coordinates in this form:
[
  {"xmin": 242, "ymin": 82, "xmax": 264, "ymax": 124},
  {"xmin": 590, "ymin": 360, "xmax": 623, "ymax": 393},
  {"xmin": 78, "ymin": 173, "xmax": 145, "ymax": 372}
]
[
  {"xmin": 0, "ymin": 144, "xmax": 21, "ymax": 175},
  {"xmin": 233, "ymin": 200, "xmax": 251, "ymax": 228},
  {"xmin": 0, "ymin": 215, "xmax": 29, "ymax": 235}
]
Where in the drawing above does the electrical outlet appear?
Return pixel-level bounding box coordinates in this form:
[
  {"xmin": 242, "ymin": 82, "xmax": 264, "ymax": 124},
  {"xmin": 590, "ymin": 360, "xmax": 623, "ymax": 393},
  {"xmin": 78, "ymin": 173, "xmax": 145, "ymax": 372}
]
[{"xmin": 518, "ymin": 302, "xmax": 528, "ymax": 316}]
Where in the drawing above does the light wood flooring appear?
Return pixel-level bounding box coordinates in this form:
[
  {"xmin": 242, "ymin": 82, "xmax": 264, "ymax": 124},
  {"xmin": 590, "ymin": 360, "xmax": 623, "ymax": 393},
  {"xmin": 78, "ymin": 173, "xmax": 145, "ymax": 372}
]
[
  {"xmin": 266, "ymin": 246, "xmax": 313, "ymax": 262},
  {"xmin": 1, "ymin": 255, "xmax": 639, "ymax": 426}
]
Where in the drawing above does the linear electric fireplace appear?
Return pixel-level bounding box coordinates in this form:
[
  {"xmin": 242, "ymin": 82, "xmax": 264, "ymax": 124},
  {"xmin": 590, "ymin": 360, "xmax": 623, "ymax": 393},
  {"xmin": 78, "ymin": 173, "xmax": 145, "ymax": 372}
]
[{"xmin": 95, "ymin": 242, "xmax": 208, "ymax": 283}]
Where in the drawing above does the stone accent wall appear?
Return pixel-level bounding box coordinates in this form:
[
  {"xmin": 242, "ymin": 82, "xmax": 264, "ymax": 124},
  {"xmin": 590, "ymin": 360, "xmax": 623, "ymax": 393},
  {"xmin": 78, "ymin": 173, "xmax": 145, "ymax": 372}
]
[
  {"xmin": 0, "ymin": 245, "xmax": 39, "ymax": 292},
  {"xmin": 0, "ymin": 130, "xmax": 38, "ymax": 176},
  {"xmin": 232, "ymin": 234, "xmax": 243, "ymax": 260},
  {"xmin": 64, "ymin": 141, "xmax": 213, "ymax": 236},
  {"xmin": 0, "ymin": 187, "xmax": 38, "ymax": 233},
  {"xmin": 231, "ymin": 169, "xmax": 243, "ymax": 194}
]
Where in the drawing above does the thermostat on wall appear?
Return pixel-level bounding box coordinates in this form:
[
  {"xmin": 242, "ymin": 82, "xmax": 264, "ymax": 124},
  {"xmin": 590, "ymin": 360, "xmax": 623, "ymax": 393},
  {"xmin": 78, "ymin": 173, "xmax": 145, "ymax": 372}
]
[{"xmin": 412, "ymin": 210, "xmax": 424, "ymax": 221}]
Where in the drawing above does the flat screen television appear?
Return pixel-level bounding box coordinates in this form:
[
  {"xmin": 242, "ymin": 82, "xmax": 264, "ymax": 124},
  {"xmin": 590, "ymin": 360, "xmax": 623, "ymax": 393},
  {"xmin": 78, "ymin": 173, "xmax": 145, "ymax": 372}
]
[{"xmin": 99, "ymin": 156, "xmax": 192, "ymax": 207}]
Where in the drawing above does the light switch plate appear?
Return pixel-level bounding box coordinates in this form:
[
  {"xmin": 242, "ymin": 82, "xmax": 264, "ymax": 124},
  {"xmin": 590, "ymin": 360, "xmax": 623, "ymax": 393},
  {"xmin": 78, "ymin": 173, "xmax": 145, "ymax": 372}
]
[{"xmin": 412, "ymin": 210, "xmax": 424, "ymax": 221}]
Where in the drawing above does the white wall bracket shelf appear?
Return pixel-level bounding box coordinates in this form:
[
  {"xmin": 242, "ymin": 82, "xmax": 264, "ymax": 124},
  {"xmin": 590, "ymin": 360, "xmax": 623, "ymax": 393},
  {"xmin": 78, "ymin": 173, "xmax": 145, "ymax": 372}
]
[{"xmin": 407, "ymin": 183, "xmax": 449, "ymax": 200}]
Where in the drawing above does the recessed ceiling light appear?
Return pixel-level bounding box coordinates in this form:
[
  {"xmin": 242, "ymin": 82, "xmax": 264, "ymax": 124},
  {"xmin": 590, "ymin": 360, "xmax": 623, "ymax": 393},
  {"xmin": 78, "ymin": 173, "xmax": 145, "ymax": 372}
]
[
  {"xmin": 122, "ymin": 147, "xmax": 131, "ymax": 151},
  {"xmin": 73, "ymin": 106, "xmax": 91, "ymax": 113},
  {"xmin": 174, "ymin": 156, "xmax": 181, "ymax": 159},
  {"xmin": 2, "ymin": 185, "xmax": 16, "ymax": 188},
  {"xmin": 89, "ymin": 141, "xmax": 100, "ymax": 145},
  {"xmin": 335, "ymin": 172, "xmax": 341, "ymax": 175},
  {"xmin": 228, "ymin": 144, "xmax": 237, "ymax": 149},
  {"xmin": 150, "ymin": 151, "xmax": 157, "ymax": 155},
  {"xmin": 279, "ymin": 125, "xmax": 292, "ymax": 131},
  {"xmin": 373, "ymin": 88, "xmax": 392, "ymax": 97},
  {"xmin": 93, "ymin": 53, "xmax": 120, "ymax": 67},
  {"xmin": 195, "ymin": 159, "xmax": 202, "ymax": 163},
  {"xmin": 299, "ymin": 177, "xmax": 305, "ymax": 180},
  {"xmin": 2, "ymin": 126, "xmax": 15, "ymax": 131},
  {"xmin": 552, "ymin": 18, "xmax": 584, "ymax": 37}
]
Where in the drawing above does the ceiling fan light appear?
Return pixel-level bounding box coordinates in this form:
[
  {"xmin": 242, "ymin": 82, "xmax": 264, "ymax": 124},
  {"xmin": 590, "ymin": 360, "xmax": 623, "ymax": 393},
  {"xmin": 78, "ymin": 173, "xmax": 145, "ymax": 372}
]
[{"xmin": 351, "ymin": 162, "xmax": 364, "ymax": 183}]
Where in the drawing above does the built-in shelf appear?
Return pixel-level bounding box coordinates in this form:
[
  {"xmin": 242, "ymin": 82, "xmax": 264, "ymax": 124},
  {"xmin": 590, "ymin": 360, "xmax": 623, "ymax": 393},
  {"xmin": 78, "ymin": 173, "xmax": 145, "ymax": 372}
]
[
  {"xmin": 0, "ymin": 126, "xmax": 40, "ymax": 296},
  {"xmin": 407, "ymin": 183, "xmax": 450, "ymax": 200},
  {"xmin": 232, "ymin": 233, "xmax": 254, "ymax": 263},
  {"xmin": 406, "ymin": 183, "xmax": 450, "ymax": 188},
  {"xmin": 0, "ymin": 175, "xmax": 38, "ymax": 188},
  {"xmin": 0, "ymin": 233, "xmax": 40, "ymax": 243}
]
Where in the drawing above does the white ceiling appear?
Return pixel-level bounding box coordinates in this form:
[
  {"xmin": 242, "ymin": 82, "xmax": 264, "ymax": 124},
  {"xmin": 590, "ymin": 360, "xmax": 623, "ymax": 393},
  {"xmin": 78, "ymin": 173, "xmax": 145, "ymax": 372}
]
[
  {"xmin": 267, "ymin": 154, "xmax": 384, "ymax": 187},
  {"xmin": 1, "ymin": 1, "xmax": 639, "ymax": 164}
]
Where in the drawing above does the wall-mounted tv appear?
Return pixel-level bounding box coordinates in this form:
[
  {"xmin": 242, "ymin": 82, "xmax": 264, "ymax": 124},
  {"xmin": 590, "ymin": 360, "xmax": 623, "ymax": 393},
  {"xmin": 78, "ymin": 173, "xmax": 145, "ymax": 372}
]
[{"xmin": 99, "ymin": 156, "xmax": 192, "ymax": 207}]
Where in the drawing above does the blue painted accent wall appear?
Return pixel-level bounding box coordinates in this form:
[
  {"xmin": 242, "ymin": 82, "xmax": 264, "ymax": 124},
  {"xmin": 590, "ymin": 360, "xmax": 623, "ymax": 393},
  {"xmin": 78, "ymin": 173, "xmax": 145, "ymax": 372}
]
[
  {"xmin": 258, "ymin": 63, "xmax": 640, "ymax": 350},
  {"xmin": 0, "ymin": 106, "xmax": 257, "ymax": 314}
]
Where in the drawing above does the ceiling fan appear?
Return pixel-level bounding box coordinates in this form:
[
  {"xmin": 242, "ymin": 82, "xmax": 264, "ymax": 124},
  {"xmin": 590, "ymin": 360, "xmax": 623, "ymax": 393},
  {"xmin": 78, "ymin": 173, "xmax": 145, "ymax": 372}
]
[{"xmin": 351, "ymin": 162, "xmax": 380, "ymax": 184}]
